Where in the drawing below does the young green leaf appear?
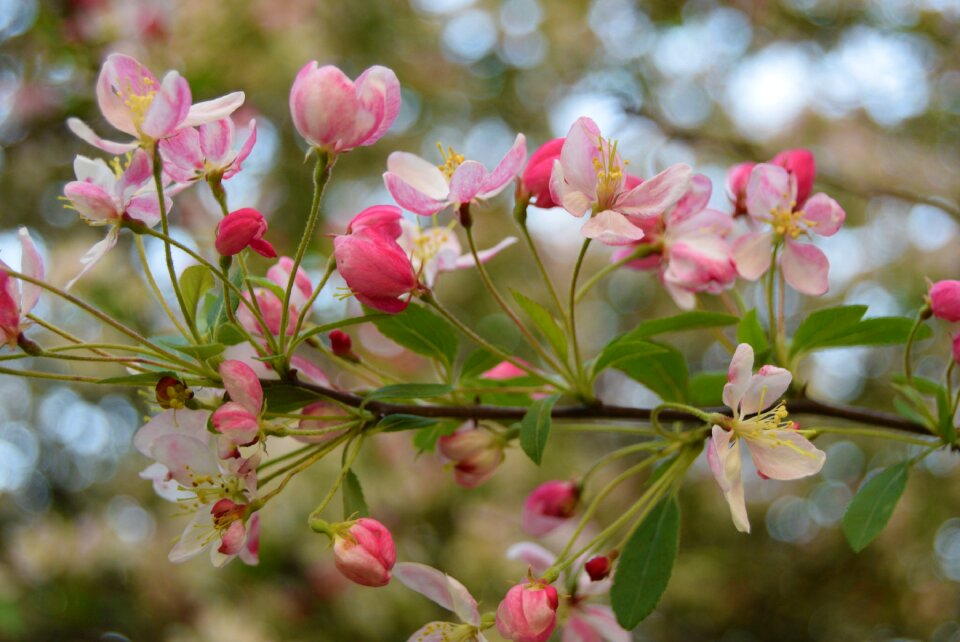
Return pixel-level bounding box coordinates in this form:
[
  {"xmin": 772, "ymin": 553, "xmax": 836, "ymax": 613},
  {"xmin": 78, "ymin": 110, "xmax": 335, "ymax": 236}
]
[
  {"xmin": 244, "ymin": 276, "xmax": 286, "ymax": 300},
  {"xmin": 519, "ymin": 394, "xmax": 561, "ymax": 465},
  {"xmin": 790, "ymin": 305, "xmax": 867, "ymax": 355},
  {"xmin": 377, "ymin": 414, "xmax": 440, "ymax": 433},
  {"xmin": 364, "ymin": 383, "xmax": 453, "ymax": 404},
  {"xmin": 737, "ymin": 309, "xmax": 770, "ymax": 361},
  {"xmin": 412, "ymin": 421, "xmax": 458, "ymax": 453},
  {"xmin": 611, "ymin": 497, "xmax": 681, "ymax": 629},
  {"xmin": 179, "ymin": 264, "xmax": 215, "ymax": 323},
  {"xmin": 609, "ymin": 343, "xmax": 689, "ymax": 402},
  {"xmin": 689, "ymin": 372, "xmax": 727, "ymax": 407},
  {"xmin": 842, "ymin": 462, "xmax": 909, "ymax": 552},
  {"xmin": 460, "ymin": 348, "xmax": 502, "ymax": 381},
  {"xmin": 342, "ymin": 469, "xmax": 369, "ymax": 519},
  {"xmin": 511, "ymin": 290, "xmax": 568, "ymax": 361},
  {"xmin": 161, "ymin": 341, "xmax": 226, "ymax": 361},
  {"xmin": 625, "ymin": 311, "xmax": 738, "ymax": 340},
  {"xmin": 790, "ymin": 306, "xmax": 932, "ymax": 356},
  {"xmin": 215, "ymin": 323, "xmax": 248, "ymax": 346},
  {"xmin": 592, "ymin": 340, "xmax": 666, "ymax": 377},
  {"xmin": 373, "ymin": 304, "xmax": 459, "ymax": 368}
]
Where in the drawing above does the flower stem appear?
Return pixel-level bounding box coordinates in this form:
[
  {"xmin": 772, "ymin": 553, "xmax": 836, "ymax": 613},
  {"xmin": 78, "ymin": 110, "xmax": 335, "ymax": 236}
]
[
  {"xmin": 903, "ymin": 311, "xmax": 927, "ymax": 387},
  {"xmin": 135, "ymin": 235, "xmax": 191, "ymax": 340},
  {"xmin": 516, "ymin": 212, "xmax": 567, "ymax": 324},
  {"xmin": 287, "ymin": 255, "xmax": 337, "ymax": 358},
  {"xmin": 568, "ymin": 238, "xmax": 592, "ymax": 392},
  {"xmin": 574, "ymin": 243, "xmax": 655, "ymax": 303}
]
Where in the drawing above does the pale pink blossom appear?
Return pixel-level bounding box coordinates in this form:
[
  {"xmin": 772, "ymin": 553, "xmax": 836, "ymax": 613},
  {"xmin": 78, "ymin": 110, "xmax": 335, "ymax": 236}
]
[
  {"xmin": 522, "ymin": 138, "xmax": 565, "ymax": 208},
  {"xmin": 930, "ymin": 280, "xmax": 960, "ymax": 322},
  {"xmin": 68, "ymin": 53, "xmax": 244, "ymax": 153},
  {"xmin": 437, "ymin": 423, "xmax": 505, "ymax": 488},
  {"xmin": 732, "ymin": 163, "xmax": 845, "ymax": 296},
  {"xmin": 707, "ymin": 344, "xmax": 826, "ymax": 533},
  {"xmin": 384, "ymin": 135, "xmax": 526, "ymax": 216},
  {"xmin": 394, "ymin": 562, "xmax": 489, "ymax": 642},
  {"xmin": 396, "ymin": 220, "xmax": 516, "ymax": 288},
  {"xmin": 613, "ymin": 174, "xmax": 737, "ymax": 309},
  {"xmin": 159, "ymin": 117, "xmax": 257, "ymax": 183},
  {"xmin": 237, "ymin": 256, "xmax": 314, "ymax": 337},
  {"xmin": 215, "ymin": 208, "xmax": 276, "ymax": 258},
  {"xmin": 333, "ymin": 518, "xmax": 396, "ymax": 587},
  {"xmin": 548, "ymin": 117, "xmax": 691, "ymax": 246},
  {"xmin": 0, "ymin": 228, "xmax": 44, "ymax": 349},
  {"xmin": 289, "ymin": 62, "xmax": 400, "ymax": 153},
  {"xmin": 496, "ymin": 580, "xmax": 560, "ymax": 642},
  {"xmin": 62, "ymin": 150, "xmax": 173, "ymax": 288},
  {"xmin": 522, "ymin": 480, "xmax": 579, "ymax": 536}
]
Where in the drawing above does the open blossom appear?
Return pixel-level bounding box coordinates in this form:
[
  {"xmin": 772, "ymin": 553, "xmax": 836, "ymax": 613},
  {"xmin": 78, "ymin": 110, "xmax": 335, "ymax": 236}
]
[
  {"xmin": 333, "ymin": 518, "xmax": 396, "ymax": 587},
  {"xmin": 708, "ymin": 344, "xmax": 826, "ymax": 533},
  {"xmin": 211, "ymin": 360, "xmax": 264, "ymax": 456},
  {"xmin": 62, "ymin": 150, "xmax": 173, "ymax": 288},
  {"xmin": 929, "ymin": 280, "xmax": 960, "ymax": 322},
  {"xmin": 159, "ymin": 117, "xmax": 257, "ymax": 183},
  {"xmin": 396, "ymin": 219, "xmax": 516, "ymax": 288},
  {"xmin": 614, "ymin": 174, "xmax": 737, "ymax": 309},
  {"xmin": 437, "ymin": 423, "xmax": 505, "ymax": 488},
  {"xmin": 496, "ymin": 580, "xmax": 560, "ymax": 642},
  {"xmin": 133, "ymin": 408, "xmax": 261, "ymax": 566},
  {"xmin": 0, "ymin": 228, "xmax": 44, "ymax": 349},
  {"xmin": 237, "ymin": 256, "xmax": 313, "ymax": 337},
  {"xmin": 522, "ymin": 138, "xmax": 564, "ymax": 208},
  {"xmin": 394, "ymin": 562, "xmax": 489, "ymax": 642},
  {"xmin": 215, "ymin": 208, "xmax": 277, "ymax": 258},
  {"xmin": 384, "ymin": 135, "xmax": 527, "ymax": 217},
  {"xmin": 732, "ymin": 163, "xmax": 845, "ymax": 296},
  {"xmin": 334, "ymin": 205, "xmax": 420, "ymax": 313},
  {"xmin": 726, "ymin": 149, "xmax": 815, "ymax": 217},
  {"xmin": 522, "ymin": 480, "xmax": 579, "ymax": 536},
  {"xmin": 68, "ymin": 53, "xmax": 244, "ymax": 153},
  {"xmin": 290, "ymin": 62, "xmax": 400, "ymax": 153}
]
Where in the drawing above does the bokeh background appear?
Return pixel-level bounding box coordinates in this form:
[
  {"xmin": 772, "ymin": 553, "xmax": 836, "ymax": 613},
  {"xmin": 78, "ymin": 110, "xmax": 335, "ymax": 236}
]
[{"xmin": 1, "ymin": 0, "xmax": 960, "ymax": 640}]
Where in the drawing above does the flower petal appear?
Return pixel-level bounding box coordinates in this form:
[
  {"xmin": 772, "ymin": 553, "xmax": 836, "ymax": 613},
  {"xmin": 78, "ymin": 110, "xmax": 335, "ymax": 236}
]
[
  {"xmin": 549, "ymin": 160, "xmax": 593, "ymax": 217},
  {"xmin": 781, "ymin": 240, "xmax": 829, "ymax": 296},
  {"xmin": 707, "ymin": 426, "xmax": 749, "ymax": 533},
  {"xmin": 198, "ymin": 118, "xmax": 234, "ymax": 163},
  {"xmin": 448, "ymin": 161, "xmax": 489, "ymax": 205},
  {"xmin": 731, "ymin": 230, "xmax": 773, "ymax": 281},
  {"xmin": 168, "ymin": 503, "xmax": 216, "ymax": 563},
  {"xmin": 667, "ymin": 173, "xmax": 712, "ymax": 225},
  {"xmin": 63, "ymin": 181, "xmax": 118, "ymax": 223},
  {"xmin": 219, "ymin": 359, "xmax": 263, "ymax": 414},
  {"xmin": 559, "ymin": 117, "xmax": 602, "ymax": 197},
  {"xmin": 615, "ymin": 163, "xmax": 692, "ymax": 218},
  {"xmin": 746, "ymin": 164, "xmax": 794, "ymax": 222},
  {"xmin": 722, "ymin": 343, "xmax": 754, "ymax": 412},
  {"xmin": 744, "ymin": 429, "xmax": 826, "ymax": 480},
  {"xmin": 65, "ymin": 226, "xmax": 119, "ymax": 290},
  {"xmin": 801, "ymin": 192, "xmax": 845, "ymax": 238},
  {"xmin": 394, "ymin": 563, "xmax": 481, "ymax": 626},
  {"xmin": 581, "ymin": 210, "xmax": 644, "ymax": 246},
  {"xmin": 452, "ymin": 236, "xmax": 517, "ymax": 270},
  {"xmin": 66, "ymin": 118, "xmax": 138, "ymax": 154},
  {"xmin": 17, "ymin": 228, "xmax": 43, "ymax": 315},
  {"xmin": 739, "ymin": 365, "xmax": 792, "ymax": 416},
  {"xmin": 183, "ymin": 91, "xmax": 246, "ymax": 128},
  {"xmin": 133, "ymin": 408, "xmax": 212, "ymax": 457},
  {"xmin": 141, "ymin": 71, "xmax": 192, "ymax": 139},
  {"xmin": 352, "ymin": 65, "xmax": 401, "ymax": 147},
  {"xmin": 505, "ymin": 541, "xmax": 556, "ymax": 577},
  {"xmin": 96, "ymin": 53, "xmax": 158, "ymax": 136},
  {"xmin": 478, "ymin": 133, "xmax": 527, "ymax": 198}
]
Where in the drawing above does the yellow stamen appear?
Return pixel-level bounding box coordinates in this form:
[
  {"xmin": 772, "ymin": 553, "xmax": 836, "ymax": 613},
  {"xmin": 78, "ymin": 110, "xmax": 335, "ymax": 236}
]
[{"xmin": 436, "ymin": 142, "xmax": 465, "ymax": 180}]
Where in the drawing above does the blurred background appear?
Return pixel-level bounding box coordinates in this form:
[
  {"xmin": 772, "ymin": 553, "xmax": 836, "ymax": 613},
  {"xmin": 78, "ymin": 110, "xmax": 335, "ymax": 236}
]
[{"xmin": 1, "ymin": 0, "xmax": 960, "ymax": 640}]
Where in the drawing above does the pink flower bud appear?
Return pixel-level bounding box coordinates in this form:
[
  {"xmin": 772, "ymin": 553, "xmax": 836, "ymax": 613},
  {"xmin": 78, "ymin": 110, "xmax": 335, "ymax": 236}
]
[
  {"xmin": 521, "ymin": 480, "xmax": 579, "ymax": 536},
  {"xmin": 0, "ymin": 271, "xmax": 20, "ymax": 349},
  {"xmin": 930, "ymin": 280, "xmax": 960, "ymax": 322},
  {"xmin": 521, "ymin": 138, "xmax": 564, "ymax": 208},
  {"xmin": 481, "ymin": 360, "xmax": 529, "ymax": 380},
  {"xmin": 495, "ymin": 581, "xmax": 559, "ymax": 642},
  {"xmin": 333, "ymin": 518, "xmax": 396, "ymax": 587},
  {"xmin": 289, "ymin": 62, "xmax": 400, "ymax": 154},
  {"xmin": 437, "ymin": 424, "xmax": 504, "ymax": 488},
  {"xmin": 334, "ymin": 206, "xmax": 420, "ymax": 314},
  {"xmin": 215, "ymin": 208, "xmax": 277, "ymax": 258},
  {"xmin": 329, "ymin": 330, "xmax": 354, "ymax": 358},
  {"xmin": 584, "ymin": 554, "xmax": 613, "ymax": 582},
  {"xmin": 725, "ymin": 161, "xmax": 754, "ymax": 216},
  {"xmin": 771, "ymin": 148, "xmax": 816, "ymax": 206}
]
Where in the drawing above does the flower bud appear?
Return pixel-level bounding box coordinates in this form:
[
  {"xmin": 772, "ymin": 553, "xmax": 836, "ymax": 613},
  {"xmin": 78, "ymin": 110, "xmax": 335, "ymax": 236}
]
[
  {"xmin": 155, "ymin": 375, "xmax": 193, "ymax": 409},
  {"xmin": 584, "ymin": 554, "xmax": 614, "ymax": 582},
  {"xmin": 437, "ymin": 424, "xmax": 504, "ymax": 488},
  {"xmin": 495, "ymin": 581, "xmax": 559, "ymax": 642},
  {"xmin": 332, "ymin": 518, "xmax": 396, "ymax": 587},
  {"xmin": 521, "ymin": 480, "xmax": 579, "ymax": 536},
  {"xmin": 930, "ymin": 280, "xmax": 960, "ymax": 322},
  {"xmin": 289, "ymin": 62, "xmax": 400, "ymax": 153},
  {"xmin": 521, "ymin": 138, "xmax": 564, "ymax": 208},
  {"xmin": 771, "ymin": 148, "xmax": 816, "ymax": 206},
  {"xmin": 215, "ymin": 208, "xmax": 277, "ymax": 258},
  {"xmin": 329, "ymin": 330, "xmax": 355, "ymax": 359},
  {"xmin": 725, "ymin": 162, "xmax": 754, "ymax": 216}
]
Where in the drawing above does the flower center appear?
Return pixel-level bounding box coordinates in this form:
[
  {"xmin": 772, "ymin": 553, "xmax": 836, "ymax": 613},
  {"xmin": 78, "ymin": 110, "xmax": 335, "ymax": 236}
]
[
  {"xmin": 410, "ymin": 224, "xmax": 454, "ymax": 266},
  {"xmin": 112, "ymin": 75, "xmax": 158, "ymax": 133},
  {"xmin": 436, "ymin": 143, "xmax": 465, "ymax": 181},
  {"xmin": 592, "ymin": 136, "xmax": 625, "ymax": 208},
  {"xmin": 770, "ymin": 202, "xmax": 814, "ymax": 240}
]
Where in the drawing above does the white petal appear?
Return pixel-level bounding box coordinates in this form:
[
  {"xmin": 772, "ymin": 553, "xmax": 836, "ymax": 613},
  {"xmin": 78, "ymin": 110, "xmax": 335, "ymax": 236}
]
[
  {"xmin": 708, "ymin": 426, "xmax": 750, "ymax": 533},
  {"xmin": 745, "ymin": 429, "xmax": 826, "ymax": 480},
  {"xmin": 387, "ymin": 151, "xmax": 450, "ymax": 200}
]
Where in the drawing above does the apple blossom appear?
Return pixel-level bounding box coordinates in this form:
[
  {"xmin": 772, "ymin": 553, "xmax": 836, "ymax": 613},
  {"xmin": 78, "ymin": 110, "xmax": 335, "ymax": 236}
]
[
  {"xmin": 211, "ymin": 360, "xmax": 264, "ymax": 456},
  {"xmin": 496, "ymin": 580, "xmax": 560, "ymax": 642},
  {"xmin": 332, "ymin": 518, "xmax": 396, "ymax": 587},
  {"xmin": 0, "ymin": 228, "xmax": 44, "ymax": 349},
  {"xmin": 396, "ymin": 219, "xmax": 516, "ymax": 288},
  {"xmin": 68, "ymin": 53, "xmax": 244, "ymax": 153},
  {"xmin": 929, "ymin": 280, "xmax": 960, "ymax": 322},
  {"xmin": 548, "ymin": 116, "xmax": 692, "ymax": 245},
  {"xmin": 215, "ymin": 208, "xmax": 277, "ymax": 258},
  {"xmin": 394, "ymin": 562, "xmax": 489, "ymax": 642},
  {"xmin": 522, "ymin": 480, "xmax": 579, "ymax": 536},
  {"xmin": 437, "ymin": 423, "xmax": 505, "ymax": 488},
  {"xmin": 289, "ymin": 62, "xmax": 400, "ymax": 153},
  {"xmin": 707, "ymin": 343, "xmax": 826, "ymax": 533},
  {"xmin": 732, "ymin": 163, "xmax": 845, "ymax": 296},
  {"xmin": 383, "ymin": 135, "xmax": 526, "ymax": 217},
  {"xmin": 160, "ymin": 117, "xmax": 257, "ymax": 183},
  {"xmin": 522, "ymin": 138, "xmax": 564, "ymax": 208}
]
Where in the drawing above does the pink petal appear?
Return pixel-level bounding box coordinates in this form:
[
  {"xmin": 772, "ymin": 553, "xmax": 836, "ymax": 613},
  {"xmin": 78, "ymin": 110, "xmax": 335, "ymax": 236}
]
[
  {"xmin": 199, "ymin": 118, "xmax": 234, "ymax": 163},
  {"xmin": 17, "ymin": 228, "xmax": 43, "ymax": 315},
  {"xmin": 549, "ymin": 160, "xmax": 593, "ymax": 217},
  {"xmin": 160, "ymin": 127, "xmax": 204, "ymax": 181},
  {"xmin": 580, "ymin": 210, "xmax": 644, "ymax": 246},
  {"xmin": 505, "ymin": 542, "xmax": 556, "ymax": 577},
  {"xmin": 739, "ymin": 365, "xmax": 792, "ymax": 416},
  {"xmin": 564, "ymin": 605, "xmax": 631, "ymax": 642},
  {"xmin": 744, "ymin": 429, "xmax": 826, "ymax": 480},
  {"xmin": 96, "ymin": 54, "xmax": 159, "ymax": 136},
  {"xmin": 64, "ymin": 181, "xmax": 118, "ymax": 223},
  {"xmin": 385, "ymin": 151, "xmax": 449, "ymax": 200},
  {"xmin": 219, "ymin": 359, "xmax": 263, "ymax": 414},
  {"xmin": 225, "ymin": 119, "xmax": 258, "ymax": 179},
  {"xmin": 133, "ymin": 408, "xmax": 211, "ymax": 457},
  {"xmin": 707, "ymin": 426, "xmax": 749, "ymax": 533},
  {"xmin": 448, "ymin": 161, "xmax": 489, "ymax": 204},
  {"xmin": 667, "ymin": 173, "xmax": 712, "ymax": 225},
  {"xmin": 731, "ymin": 230, "xmax": 773, "ymax": 281},
  {"xmin": 393, "ymin": 563, "xmax": 481, "ymax": 626},
  {"xmin": 66, "ymin": 118, "xmax": 138, "ymax": 154},
  {"xmin": 126, "ymin": 193, "xmax": 164, "ymax": 228},
  {"xmin": 141, "ymin": 71, "xmax": 192, "ymax": 139},
  {"xmin": 183, "ymin": 91, "xmax": 246, "ymax": 128},
  {"xmin": 149, "ymin": 433, "xmax": 220, "ymax": 486},
  {"xmin": 801, "ymin": 193, "xmax": 845, "ymax": 237},
  {"xmin": 452, "ymin": 236, "xmax": 517, "ymax": 270},
  {"xmin": 615, "ymin": 163, "xmax": 692, "ymax": 218},
  {"xmin": 384, "ymin": 171, "xmax": 447, "ymax": 216},
  {"xmin": 662, "ymin": 278, "xmax": 697, "ymax": 310},
  {"xmin": 117, "ymin": 149, "xmax": 154, "ymax": 200},
  {"xmin": 746, "ymin": 164, "xmax": 794, "ymax": 222},
  {"xmin": 211, "ymin": 402, "xmax": 260, "ymax": 446},
  {"xmin": 73, "ymin": 155, "xmax": 116, "ymax": 186},
  {"xmin": 289, "ymin": 63, "xmax": 358, "ymax": 149},
  {"xmin": 352, "ymin": 65, "xmax": 401, "ymax": 147},
  {"xmin": 478, "ymin": 133, "xmax": 527, "ymax": 198},
  {"xmin": 722, "ymin": 343, "xmax": 754, "ymax": 412},
  {"xmin": 238, "ymin": 512, "xmax": 260, "ymax": 566},
  {"xmin": 559, "ymin": 117, "xmax": 602, "ymax": 197},
  {"xmin": 781, "ymin": 240, "xmax": 829, "ymax": 296}
]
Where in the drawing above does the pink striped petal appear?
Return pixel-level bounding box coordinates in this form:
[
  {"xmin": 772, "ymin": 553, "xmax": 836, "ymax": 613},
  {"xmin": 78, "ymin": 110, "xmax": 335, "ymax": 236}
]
[
  {"xmin": 746, "ymin": 164, "xmax": 794, "ymax": 222},
  {"xmin": 448, "ymin": 161, "xmax": 488, "ymax": 204},
  {"xmin": 199, "ymin": 118, "xmax": 234, "ymax": 163},
  {"xmin": 17, "ymin": 228, "xmax": 43, "ymax": 315},
  {"xmin": 384, "ymin": 171, "xmax": 447, "ymax": 217},
  {"xmin": 219, "ymin": 360, "xmax": 263, "ymax": 414},
  {"xmin": 64, "ymin": 181, "xmax": 118, "ymax": 223},
  {"xmin": 478, "ymin": 133, "xmax": 527, "ymax": 198},
  {"xmin": 117, "ymin": 149, "xmax": 154, "ymax": 199},
  {"xmin": 781, "ymin": 240, "xmax": 829, "ymax": 296},
  {"xmin": 160, "ymin": 128, "xmax": 204, "ymax": 181},
  {"xmin": 550, "ymin": 160, "xmax": 593, "ymax": 217},
  {"xmin": 353, "ymin": 65, "xmax": 401, "ymax": 147},
  {"xmin": 559, "ymin": 117, "xmax": 602, "ymax": 197},
  {"xmin": 96, "ymin": 54, "xmax": 159, "ymax": 136},
  {"xmin": 731, "ymin": 230, "xmax": 773, "ymax": 281},
  {"xmin": 393, "ymin": 563, "xmax": 480, "ymax": 626},
  {"xmin": 667, "ymin": 172, "xmax": 712, "ymax": 225},
  {"xmin": 141, "ymin": 71, "xmax": 191, "ymax": 139},
  {"xmin": 581, "ymin": 210, "xmax": 644, "ymax": 246},
  {"xmin": 225, "ymin": 119, "xmax": 258, "ymax": 179},
  {"xmin": 615, "ymin": 163, "xmax": 692, "ymax": 218}
]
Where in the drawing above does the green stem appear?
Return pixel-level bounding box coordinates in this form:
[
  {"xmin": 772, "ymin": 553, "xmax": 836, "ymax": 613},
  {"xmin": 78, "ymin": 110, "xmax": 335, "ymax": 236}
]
[
  {"xmin": 574, "ymin": 243, "xmax": 655, "ymax": 303},
  {"xmin": 579, "ymin": 440, "xmax": 666, "ymax": 487},
  {"xmin": 0, "ymin": 365, "xmax": 103, "ymax": 384},
  {"xmin": 568, "ymin": 239, "xmax": 592, "ymax": 393},
  {"xmin": 135, "ymin": 236, "xmax": 191, "ymax": 339},
  {"xmin": 287, "ymin": 256, "xmax": 337, "ymax": 358},
  {"xmin": 308, "ymin": 434, "xmax": 365, "ymax": 519},
  {"xmin": 903, "ymin": 311, "xmax": 927, "ymax": 387},
  {"xmin": 517, "ymin": 214, "xmax": 567, "ymax": 324},
  {"xmin": 258, "ymin": 432, "xmax": 350, "ymax": 489}
]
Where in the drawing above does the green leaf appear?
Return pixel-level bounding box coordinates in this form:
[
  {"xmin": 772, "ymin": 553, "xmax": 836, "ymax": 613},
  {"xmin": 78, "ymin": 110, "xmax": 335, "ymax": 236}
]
[
  {"xmin": 162, "ymin": 341, "xmax": 225, "ymax": 361},
  {"xmin": 244, "ymin": 275, "xmax": 286, "ymax": 300},
  {"xmin": 592, "ymin": 340, "xmax": 666, "ymax": 377},
  {"xmin": 342, "ymin": 469, "xmax": 369, "ymax": 519},
  {"xmin": 791, "ymin": 307, "xmax": 932, "ymax": 356},
  {"xmin": 364, "ymin": 383, "xmax": 453, "ymax": 404},
  {"xmin": 611, "ymin": 343, "xmax": 689, "ymax": 402},
  {"xmin": 611, "ymin": 497, "xmax": 681, "ymax": 629},
  {"xmin": 215, "ymin": 323, "xmax": 248, "ymax": 346},
  {"xmin": 893, "ymin": 396, "xmax": 929, "ymax": 427},
  {"xmin": 689, "ymin": 372, "xmax": 726, "ymax": 407},
  {"xmin": 519, "ymin": 394, "xmax": 560, "ymax": 465},
  {"xmin": 373, "ymin": 304, "xmax": 459, "ymax": 368},
  {"xmin": 262, "ymin": 385, "xmax": 323, "ymax": 413},
  {"xmin": 98, "ymin": 371, "xmax": 177, "ymax": 385},
  {"xmin": 937, "ymin": 387, "xmax": 956, "ymax": 444},
  {"xmin": 790, "ymin": 305, "xmax": 867, "ymax": 355},
  {"xmin": 626, "ymin": 312, "xmax": 739, "ymax": 340},
  {"xmin": 204, "ymin": 268, "xmax": 244, "ymax": 333},
  {"xmin": 512, "ymin": 290, "xmax": 568, "ymax": 361},
  {"xmin": 377, "ymin": 414, "xmax": 439, "ymax": 432},
  {"xmin": 291, "ymin": 314, "xmax": 387, "ymax": 349},
  {"xmin": 412, "ymin": 421, "xmax": 458, "ymax": 453},
  {"xmin": 460, "ymin": 348, "xmax": 502, "ymax": 381},
  {"xmin": 842, "ymin": 462, "xmax": 910, "ymax": 552},
  {"xmin": 179, "ymin": 265, "xmax": 215, "ymax": 324},
  {"xmin": 890, "ymin": 374, "xmax": 944, "ymax": 397},
  {"xmin": 737, "ymin": 309, "xmax": 770, "ymax": 361}
]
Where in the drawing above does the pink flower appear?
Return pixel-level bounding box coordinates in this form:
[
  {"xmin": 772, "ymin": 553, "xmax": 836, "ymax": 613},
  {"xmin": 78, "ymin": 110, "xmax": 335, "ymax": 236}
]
[
  {"xmin": 334, "ymin": 206, "xmax": 420, "ymax": 313},
  {"xmin": 396, "ymin": 219, "xmax": 516, "ymax": 288},
  {"xmin": 384, "ymin": 135, "xmax": 527, "ymax": 217},
  {"xmin": 68, "ymin": 53, "xmax": 244, "ymax": 153},
  {"xmin": 613, "ymin": 174, "xmax": 737, "ymax": 309},
  {"xmin": 771, "ymin": 148, "xmax": 816, "ymax": 207},
  {"xmin": 732, "ymin": 163, "xmax": 845, "ymax": 296},
  {"xmin": 333, "ymin": 518, "xmax": 396, "ymax": 587},
  {"xmin": 522, "ymin": 138, "xmax": 564, "ymax": 208},
  {"xmin": 289, "ymin": 62, "xmax": 400, "ymax": 153},
  {"xmin": 725, "ymin": 161, "xmax": 754, "ymax": 216},
  {"xmin": 215, "ymin": 208, "xmax": 277, "ymax": 258},
  {"xmin": 394, "ymin": 562, "xmax": 488, "ymax": 641},
  {"xmin": 159, "ymin": 117, "xmax": 257, "ymax": 183},
  {"xmin": 0, "ymin": 228, "xmax": 44, "ymax": 349},
  {"xmin": 437, "ymin": 423, "xmax": 505, "ymax": 488},
  {"xmin": 482, "ymin": 361, "xmax": 529, "ymax": 380},
  {"xmin": 496, "ymin": 581, "xmax": 560, "ymax": 642},
  {"xmin": 707, "ymin": 344, "xmax": 826, "ymax": 533},
  {"xmin": 62, "ymin": 150, "xmax": 173, "ymax": 288},
  {"xmin": 237, "ymin": 256, "xmax": 314, "ymax": 337},
  {"xmin": 211, "ymin": 360, "xmax": 264, "ymax": 455},
  {"xmin": 930, "ymin": 280, "xmax": 960, "ymax": 322},
  {"xmin": 522, "ymin": 480, "xmax": 579, "ymax": 536},
  {"xmin": 548, "ymin": 117, "xmax": 692, "ymax": 246}
]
